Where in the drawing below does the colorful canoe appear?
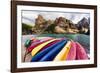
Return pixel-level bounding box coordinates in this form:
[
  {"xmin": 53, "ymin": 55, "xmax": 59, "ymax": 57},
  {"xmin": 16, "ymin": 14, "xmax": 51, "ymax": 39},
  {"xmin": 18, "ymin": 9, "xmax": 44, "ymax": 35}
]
[
  {"xmin": 66, "ymin": 41, "xmax": 76, "ymax": 60},
  {"xmin": 24, "ymin": 37, "xmax": 89, "ymax": 62},
  {"xmin": 31, "ymin": 39, "xmax": 57, "ymax": 56},
  {"xmin": 54, "ymin": 41, "xmax": 71, "ymax": 61},
  {"xmin": 27, "ymin": 38, "xmax": 53, "ymax": 53},
  {"xmin": 24, "ymin": 39, "xmax": 32, "ymax": 48},
  {"xmin": 38, "ymin": 39, "xmax": 61, "ymax": 53},
  {"xmin": 76, "ymin": 42, "xmax": 88, "ymax": 60},
  {"xmin": 39, "ymin": 40, "xmax": 67, "ymax": 61},
  {"xmin": 31, "ymin": 39, "xmax": 63, "ymax": 62}
]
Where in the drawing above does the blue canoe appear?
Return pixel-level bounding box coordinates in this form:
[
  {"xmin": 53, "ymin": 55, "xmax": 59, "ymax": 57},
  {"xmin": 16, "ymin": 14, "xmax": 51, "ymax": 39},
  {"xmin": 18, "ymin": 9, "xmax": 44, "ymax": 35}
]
[{"xmin": 39, "ymin": 40, "xmax": 67, "ymax": 61}]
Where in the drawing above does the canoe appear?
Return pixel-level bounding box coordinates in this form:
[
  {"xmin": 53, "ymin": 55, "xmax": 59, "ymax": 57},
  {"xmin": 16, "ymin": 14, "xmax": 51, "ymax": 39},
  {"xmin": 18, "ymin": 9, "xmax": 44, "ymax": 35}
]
[
  {"xmin": 24, "ymin": 39, "xmax": 32, "ymax": 48},
  {"xmin": 53, "ymin": 41, "xmax": 71, "ymax": 61},
  {"xmin": 31, "ymin": 39, "xmax": 57, "ymax": 56},
  {"xmin": 31, "ymin": 39, "xmax": 63, "ymax": 62},
  {"xmin": 76, "ymin": 42, "xmax": 88, "ymax": 60},
  {"xmin": 66, "ymin": 41, "xmax": 76, "ymax": 60},
  {"xmin": 39, "ymin": 40, "xmax": 67, "ymax": 61},
  {"xmin": 38, "ymin": 39, "xmax": 61, "ymax": 52},
  {"xmin": 27, "ymin": 38, "xmax": 53, "ymax": 53}
]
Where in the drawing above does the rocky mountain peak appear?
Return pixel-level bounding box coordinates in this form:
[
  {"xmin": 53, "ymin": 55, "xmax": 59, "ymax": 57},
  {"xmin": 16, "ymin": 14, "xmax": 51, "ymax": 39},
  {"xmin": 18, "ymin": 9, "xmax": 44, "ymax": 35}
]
[
  {"xmin": 35, "ymin": 14, "xmax": 46, "ymax": 25},
  {"xmin": 77, "ymin": 17, "xmax": 89, "ymax": 28}
]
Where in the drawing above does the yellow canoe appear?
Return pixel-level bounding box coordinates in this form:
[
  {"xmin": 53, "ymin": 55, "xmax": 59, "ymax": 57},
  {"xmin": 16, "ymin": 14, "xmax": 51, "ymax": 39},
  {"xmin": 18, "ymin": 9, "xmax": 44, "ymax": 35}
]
[
  {"xmin": 53, "ymin": 41, "xmax": 71, "ymax": 61},
  {"xmin": 31, "ymin": 39, "xmax": 56, "ymax": 56}
]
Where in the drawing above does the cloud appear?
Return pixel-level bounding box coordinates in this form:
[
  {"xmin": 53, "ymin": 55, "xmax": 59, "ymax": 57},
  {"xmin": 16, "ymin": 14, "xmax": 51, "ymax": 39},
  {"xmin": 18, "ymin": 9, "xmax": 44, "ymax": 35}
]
[{"xmin": 22, "ymin": 10, "xmax": 90, "ymax": 25}]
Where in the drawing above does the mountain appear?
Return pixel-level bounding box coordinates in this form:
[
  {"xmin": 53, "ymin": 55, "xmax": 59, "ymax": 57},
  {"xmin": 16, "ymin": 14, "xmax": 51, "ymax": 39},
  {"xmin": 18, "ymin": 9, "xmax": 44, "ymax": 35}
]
[
  {"xmin": 77, "ymin": 17, "xmax": 89, "ymax": 29},
  {"xmin": 22, "ymin": 15, "xmax": 90, "ymax": 35},
  {"xmin": 76, "ymin": 17, "xmax": 90, "ymax": 35},
  {"xmin": 54, "ymin": 17, "xmax": 77, "ymax": 33}
]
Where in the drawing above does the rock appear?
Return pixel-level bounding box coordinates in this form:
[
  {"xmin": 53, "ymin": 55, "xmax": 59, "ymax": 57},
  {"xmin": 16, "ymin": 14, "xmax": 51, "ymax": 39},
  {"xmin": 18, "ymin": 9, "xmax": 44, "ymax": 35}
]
[
  {"xmin": 55, "ymin": 17, "xmax": 69, "ymax": 27},
  {"xmin": 35, "ymin": 14, "xmax": 46, "ymax": 25},
  {"xmin": 34, "ymin": 14, "xmax": 46, "ymax": 30},
  {"xmin": 77, "ymin": 17, "xmax": 89, "ymax": 30},
  {"xmin": 54, "ymin": 17, "xmax": 78, "ymax": 33},
  {"xmin": 54, "ymin": 26, "xmax": 67, "ymax": 33},
  {"xmin": 76, "ymin": 17, "xmax": 90, "ymax": 34},
  {"xmin": 31, "ymin": 15, "xmax": 89, "ymax": 34}
]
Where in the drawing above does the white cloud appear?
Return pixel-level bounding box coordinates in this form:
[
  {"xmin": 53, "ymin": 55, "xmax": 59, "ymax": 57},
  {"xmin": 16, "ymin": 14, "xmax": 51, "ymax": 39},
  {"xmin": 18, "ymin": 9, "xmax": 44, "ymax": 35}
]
[{"xmin": 22, "ymin": 10, "xmax": 90, "ymax": 25}]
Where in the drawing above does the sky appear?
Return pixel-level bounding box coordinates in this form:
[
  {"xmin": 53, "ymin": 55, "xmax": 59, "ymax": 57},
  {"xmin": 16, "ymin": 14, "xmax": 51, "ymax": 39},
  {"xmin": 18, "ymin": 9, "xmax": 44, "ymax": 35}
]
[{"xmin": 22, "ymin": 10, "xmax": 90, "ymax": 26}]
